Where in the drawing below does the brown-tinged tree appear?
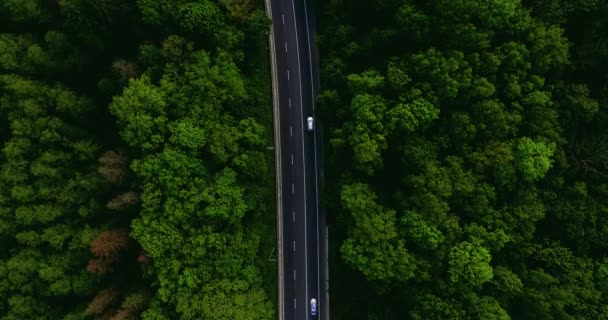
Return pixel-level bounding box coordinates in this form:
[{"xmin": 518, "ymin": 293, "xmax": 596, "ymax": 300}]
[
  {"xmin": 106, "ymin": 191, "xmax": 139, "ymax": 211},
  {"xmin": 85, "ymin": 287, "xmax": 119, "ymax": 316},
  {"xmin": 90, "ymin": 229, "xmax": 130, "ymax": 259},
  {"xmin": 98, "ymin": 150, "xmax": 128, "ymax": 184}
]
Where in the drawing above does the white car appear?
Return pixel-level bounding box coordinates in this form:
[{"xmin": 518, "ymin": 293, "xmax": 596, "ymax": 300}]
[
  {"xmin": 310, "ymin": 298, "xmax": 317, "ymax": 317},
  {"xmin": 307, "ymin": 117, "xmax": 314, "ymax": 131}
]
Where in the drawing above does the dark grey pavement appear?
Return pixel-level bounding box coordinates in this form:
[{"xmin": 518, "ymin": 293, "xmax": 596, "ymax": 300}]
[{"xmin": 266, "ymin": 0, "xmax": 326, "ymax": 319}]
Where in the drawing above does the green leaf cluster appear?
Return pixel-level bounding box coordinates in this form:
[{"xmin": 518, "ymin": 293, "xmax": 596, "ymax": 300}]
[{"xmin": 318, "ymin": 0, "xmax": 608, "ymax": 318}]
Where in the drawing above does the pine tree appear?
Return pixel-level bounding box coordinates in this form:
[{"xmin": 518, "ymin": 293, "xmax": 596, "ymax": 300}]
[
  {"xmin": 109, "ymin": 291, "xmax": 148, "ymax": 320},
  {"xmin": 106, "ymin": 191, "xmax": 139, "ymax": 210},
  {"xmin": 87, "ymin": 257, "xmax": 117, "ymax": 275},
  {"xmin": 85, "ymin": 287, "xmax": 119, "ymax": 316},
  {"xmin": 98, "ymin": 150, "xmax": 127, "ymax": 184},
  {"xmin": 90, "ymin": 229, "xmax": 130, "ymax": 258},
  {"xmin": 112, "ymin": 59, "xmax": 140, "ymax": 84}
]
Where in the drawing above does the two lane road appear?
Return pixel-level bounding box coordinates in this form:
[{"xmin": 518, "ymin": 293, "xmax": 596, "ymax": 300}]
[{"xmin": 266, "ymin": 0, "xmax": 325, "ymax": 319}]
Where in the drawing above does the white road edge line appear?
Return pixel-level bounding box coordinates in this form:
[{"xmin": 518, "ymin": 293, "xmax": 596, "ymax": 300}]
[{"xmin": 291, "ymin": 0, "xmax": 309, "ymax": 316}]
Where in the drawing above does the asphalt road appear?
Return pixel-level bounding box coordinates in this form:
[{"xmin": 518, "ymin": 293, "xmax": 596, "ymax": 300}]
[{"xmin": 267, "ymin": 0, "xmax": 325, "ymax": 319}]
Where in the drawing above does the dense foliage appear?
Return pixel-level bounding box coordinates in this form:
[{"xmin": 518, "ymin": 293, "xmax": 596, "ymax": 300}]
[
  {"xmin": 315, "ymin": 0, "xmax": 608, "ymax": 319},
  {"xmin": 0, "ymin": 1, "xmax": 275, "ymax": 319}
]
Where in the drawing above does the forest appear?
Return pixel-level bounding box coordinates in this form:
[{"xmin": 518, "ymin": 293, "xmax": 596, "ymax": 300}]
[
  {"xmin": 4, "ymin": 0, "xmax": 608, "ymax": 319},
  {"xmin": 314, "ymin": 0, "xmax": 608, "ymax": 319},
  {"xmin": 0, "ymin": 0, "xmax": 276, "ymax": 319}
]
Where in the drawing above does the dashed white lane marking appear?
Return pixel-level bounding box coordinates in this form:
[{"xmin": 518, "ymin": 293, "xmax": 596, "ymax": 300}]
[
  {"xmin": 282, "ymin": 14, "xmax": 285, "ymax": 24},
  {"xmin": 294, "ymin": 269, "xmax": 296, "ymax": 280},
  {"xmin": 285, "ymin": 42, "xmax": 288, "ymax": 53},
  {"xmin": 293, "ymin": 241, "xmax": 296, "ymax": 252},
  {"xmin": 293, "ymin": 211, "xmax": 295, "ymax": 222},
  {"xmin": 291, "ymin": 183, "xmax": 295, "ymax": 194},
  {"xmin": 287, "ymin": 69, "xmax": 290, "ymax": 80},
  {"xmin": 290, "ymin": 126, "xmax": 293, "ymax": 137},
  {"xmin": 288, "ymin": 98, "xmax": 291, "ymax": 109},
  {"xmin": 290, "ymin": 1, "xmax": 310, "ymax": 305},
  {"xmin": 291, "ymin": 154, "xmax": 294, "ymax": 165},
  {"xmin": 294, "ymin": 299, "xmax": 297, "ymax": 309}
]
